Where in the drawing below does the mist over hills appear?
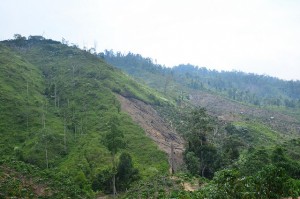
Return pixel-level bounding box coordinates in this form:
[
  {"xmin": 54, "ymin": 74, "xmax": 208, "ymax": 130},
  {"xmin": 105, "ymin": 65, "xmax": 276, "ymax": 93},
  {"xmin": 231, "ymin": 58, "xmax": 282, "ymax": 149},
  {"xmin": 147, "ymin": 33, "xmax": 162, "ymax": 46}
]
[{"xmin": 102, "ymin": 50, "xmax": 300, "ymax": 107}]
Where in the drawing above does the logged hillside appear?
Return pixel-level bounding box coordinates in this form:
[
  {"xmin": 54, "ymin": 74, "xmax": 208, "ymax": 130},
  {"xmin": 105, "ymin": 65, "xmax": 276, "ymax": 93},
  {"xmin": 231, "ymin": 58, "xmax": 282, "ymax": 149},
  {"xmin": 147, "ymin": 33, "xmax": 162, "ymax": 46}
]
[
  {"xmin": 100, "ymin": 50, "xmax": 300, "ymax": 198},
  {"xmin": 102, "ymin": 51, "xmax": 300, "ymax": 139},
  {"xmin": 0, "ymin": 38, "xmax": 178, "ymax": 197},
  {"xmin": 2, "ymin": 37, "xmax": 300, "ymax": 198},
  {"xmin": 103, "ymin": 51, "xmax": 300, "ymax": 108}
]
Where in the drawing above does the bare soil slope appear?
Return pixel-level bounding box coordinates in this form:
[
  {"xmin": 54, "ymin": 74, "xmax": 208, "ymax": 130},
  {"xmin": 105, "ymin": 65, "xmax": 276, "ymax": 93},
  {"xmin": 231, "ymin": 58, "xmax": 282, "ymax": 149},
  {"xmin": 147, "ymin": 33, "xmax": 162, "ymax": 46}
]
[
  {"xmin": 190, "ymin": 91, "xmax": 300, "ymax": 136},
  {"xmin": 116, "ymin": 94, "xmax": 184, "ymax": 171}
]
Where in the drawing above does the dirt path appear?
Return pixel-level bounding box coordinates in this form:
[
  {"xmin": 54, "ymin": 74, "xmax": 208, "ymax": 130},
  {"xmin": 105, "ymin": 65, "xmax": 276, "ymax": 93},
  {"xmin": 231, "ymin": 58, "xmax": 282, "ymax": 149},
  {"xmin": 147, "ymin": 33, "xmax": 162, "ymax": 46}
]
[{"xmin": 116, "ymin": 94, "xmax": 185, "ymax": 171}]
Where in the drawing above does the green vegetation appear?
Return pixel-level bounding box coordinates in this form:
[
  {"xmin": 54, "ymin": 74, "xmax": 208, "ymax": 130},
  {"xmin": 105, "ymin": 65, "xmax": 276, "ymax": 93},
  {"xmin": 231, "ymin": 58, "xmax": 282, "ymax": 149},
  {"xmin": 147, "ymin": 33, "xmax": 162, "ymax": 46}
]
[
  {"xmin": 123, "ymin": 107, "xmax": 300, "ymax": 198},
  {"xmin": 0, "ymin": 36, "xmax": 168, "ymax": 197},
  {"xmin": 103, "ymin": 51, "xmax": 300, "ymax": 109},
  {"xmin": 1, "ymin": 36, "xmax": 300, "ymax": 198},
  {"xmin": 102, "ymin": 114, "xmax": 126, "ymax": 197},
  {"xmin": 0, "ymin": 159, "xmax": 85, "ymax": 198},
  {"xmin": 101, "ymin": 50, "xmax": 300, "ymax": 198},
  {"xmin": 228, "ymin": 121, "xmax": 281, "ymax": 146},
  {"xmin": 116, "ymin": 152, "xmax": 140, "ymax": 191},
  {"xmin": 102, "ymin": 50, "xmax": 300, "ymax": 141},
  {"xmin": 184, "ymin": 108, "xmax": 221, "ymax": 178}
]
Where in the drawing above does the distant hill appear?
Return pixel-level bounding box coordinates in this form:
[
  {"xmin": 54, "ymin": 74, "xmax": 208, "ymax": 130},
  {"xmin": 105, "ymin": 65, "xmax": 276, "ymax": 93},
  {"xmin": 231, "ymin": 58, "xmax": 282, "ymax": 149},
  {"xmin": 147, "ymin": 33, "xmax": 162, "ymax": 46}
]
[
  {"xmin": 102, "ymin": 50, "xmax": 300, "ymax": 198},
  {"xmin": 102, "ymin": 50, "xmax": 300, "ymax": 108},
  {"xmin": 102, "ymin": 50, "xmax": 300, "ymax": 142}
]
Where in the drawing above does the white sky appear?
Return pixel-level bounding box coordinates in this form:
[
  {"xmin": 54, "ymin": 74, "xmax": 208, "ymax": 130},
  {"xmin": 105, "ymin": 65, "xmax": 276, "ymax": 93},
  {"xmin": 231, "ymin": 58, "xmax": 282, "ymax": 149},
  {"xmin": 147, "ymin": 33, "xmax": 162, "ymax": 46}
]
[{"xmin": 1, "ymin": 0, "xmax": 300, "ymax": 80}]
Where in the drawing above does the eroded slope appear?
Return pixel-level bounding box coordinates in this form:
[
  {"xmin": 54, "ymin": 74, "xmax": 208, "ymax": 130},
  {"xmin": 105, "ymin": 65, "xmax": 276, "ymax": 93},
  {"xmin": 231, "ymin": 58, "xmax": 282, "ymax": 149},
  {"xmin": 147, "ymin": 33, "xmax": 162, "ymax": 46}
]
[{"xmin": 116, "ymin": 94, "xmax": 184, "ymax": 171}]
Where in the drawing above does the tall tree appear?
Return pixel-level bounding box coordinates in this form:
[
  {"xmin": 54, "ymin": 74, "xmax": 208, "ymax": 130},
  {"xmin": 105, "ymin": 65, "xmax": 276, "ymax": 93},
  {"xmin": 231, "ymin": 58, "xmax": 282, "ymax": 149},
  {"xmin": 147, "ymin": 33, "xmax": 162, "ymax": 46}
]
[
  {"xmin": 102, "ymin": 115, "xmax": 126, "ymax": 198},
  {"xmin": 184, "ymin": 108, "xmax": 219, "ymax": 178},
  {"xmin": 116, "ymin": 152, "xmax": 139, "ymax": 191}
]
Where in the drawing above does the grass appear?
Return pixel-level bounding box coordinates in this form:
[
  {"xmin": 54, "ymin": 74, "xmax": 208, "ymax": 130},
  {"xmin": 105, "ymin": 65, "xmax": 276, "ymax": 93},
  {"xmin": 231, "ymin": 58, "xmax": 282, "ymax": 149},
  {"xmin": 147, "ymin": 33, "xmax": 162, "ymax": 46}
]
[{"xmin": 233, "ymin": 121, "xmax": 283, "ymax": 147}]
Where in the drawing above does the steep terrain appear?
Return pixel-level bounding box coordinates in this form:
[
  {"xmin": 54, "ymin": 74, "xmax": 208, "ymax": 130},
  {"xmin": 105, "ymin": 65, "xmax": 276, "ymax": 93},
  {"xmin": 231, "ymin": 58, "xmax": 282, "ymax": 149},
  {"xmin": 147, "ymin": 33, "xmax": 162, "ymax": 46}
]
[
  {"xmin": 0, "ymin": 38, "xmax": 177, "ymax": 197},
  {"xmin": 2, "ymin": 37, "xmax": 300, "ymax": 198},
  {"xmin": 116, "ymin": 94, "xmax": 184, "ymax": 171},
  {"xmin": 103, "ymin": 51, "xmax": 300, "ymax": 143},
  {"xmin": 101, "ymin": 50, "xmax": 300, "ymax": 198}
]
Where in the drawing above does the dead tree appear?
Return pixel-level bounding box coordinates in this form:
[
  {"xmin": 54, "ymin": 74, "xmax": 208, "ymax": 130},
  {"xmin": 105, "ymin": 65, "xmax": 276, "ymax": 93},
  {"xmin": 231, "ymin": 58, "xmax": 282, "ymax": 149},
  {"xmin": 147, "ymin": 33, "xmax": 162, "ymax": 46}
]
[
  {"xmin": 26, "ymin": 81, "xmax": 29, "ymax": 130},
  {"xmin": 42, "ymin": 111, "xmax": 48, "ymax": 168},
  {"xmin": 171, "ymin": 142, "xmax": 175, "ymax": 174},
  {"xmin": 64, "ymin": 113, "xmax": 67, "ymax": 153}
]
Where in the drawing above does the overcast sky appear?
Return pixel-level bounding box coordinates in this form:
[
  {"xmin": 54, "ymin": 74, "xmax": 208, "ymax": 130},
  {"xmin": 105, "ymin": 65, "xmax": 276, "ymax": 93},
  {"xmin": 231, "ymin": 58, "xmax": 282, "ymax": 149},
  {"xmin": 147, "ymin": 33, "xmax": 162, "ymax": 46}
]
[{"xmin": 1, "ymin": 0, "xmax": 300, "ymax": 80}]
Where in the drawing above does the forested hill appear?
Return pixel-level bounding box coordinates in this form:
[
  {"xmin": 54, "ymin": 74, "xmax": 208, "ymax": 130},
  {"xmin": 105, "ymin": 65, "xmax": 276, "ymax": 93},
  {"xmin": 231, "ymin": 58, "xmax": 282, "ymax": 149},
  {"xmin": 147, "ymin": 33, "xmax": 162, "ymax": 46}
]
[
  {"xmin": 102, "ymin": 50, "xmax": 300, "ymax": 108},
  {"xmin": 0, "ymin": 37, "xmax": 170, "ymax": 197}
]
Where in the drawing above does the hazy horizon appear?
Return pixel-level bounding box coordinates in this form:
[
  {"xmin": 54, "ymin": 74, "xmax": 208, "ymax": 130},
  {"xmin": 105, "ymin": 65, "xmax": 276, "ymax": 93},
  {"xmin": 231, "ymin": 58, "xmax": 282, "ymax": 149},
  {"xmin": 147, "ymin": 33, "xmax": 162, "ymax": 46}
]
[{"xmin": 1, "ymin": 0, "xmax": 300, "ymax": 80}]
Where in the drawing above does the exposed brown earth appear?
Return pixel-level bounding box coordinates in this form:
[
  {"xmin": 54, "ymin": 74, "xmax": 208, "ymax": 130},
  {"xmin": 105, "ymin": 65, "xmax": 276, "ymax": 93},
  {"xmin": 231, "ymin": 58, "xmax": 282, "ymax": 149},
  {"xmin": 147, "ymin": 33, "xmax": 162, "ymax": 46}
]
[
  {"xmin": 170, "ymin": 176, "xmax": 199, "ymax": 192},
  {"xmin": 190, "ymin": 91, "xmax": 300, "ymax": 136},
  {"xmin": 116, "ymin": 94, "xmax": 185, "ymax": 172},
  {"xmin": 0, "ymin": 165, "xmax": 51, "ymax": 197},
  {"xmin": 182, "ymin": 181, "xmax": 199, "ymax": 192}
]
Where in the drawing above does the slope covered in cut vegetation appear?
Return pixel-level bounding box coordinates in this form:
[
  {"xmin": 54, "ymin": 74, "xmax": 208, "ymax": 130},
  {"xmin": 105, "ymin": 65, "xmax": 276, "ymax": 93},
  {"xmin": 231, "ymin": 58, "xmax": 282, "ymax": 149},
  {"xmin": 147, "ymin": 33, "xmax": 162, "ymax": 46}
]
[
  {"xmin": 102, "ymin": 50, "xmax": 300, "ymax": 198},
  {"xmin": 102, "ymin": 50, "xmax": 300, "ymax": 139},
  {"xmin": 103, "ymin": 50, "xmax": 300, "ymax": 108}
]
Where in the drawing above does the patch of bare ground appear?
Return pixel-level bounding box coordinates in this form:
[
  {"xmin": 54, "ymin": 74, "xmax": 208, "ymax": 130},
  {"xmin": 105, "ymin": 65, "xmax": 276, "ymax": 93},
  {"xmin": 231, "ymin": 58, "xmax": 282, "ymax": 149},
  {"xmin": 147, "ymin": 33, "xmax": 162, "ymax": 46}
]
[
  {"xmin": 190, "ymin": 91, "xmax": 300, "ymax": 136},
  {"xmin": 182, "ymin": 181, "xmax": 199, "ymax": 192},
  {"xmin": 116, "ymin": 94, "xmax": 185, "ymax": 172},
  {"xmin": 0, "ymin": 165, "xmax": 51, "ymax": 197},
  {"xmin": 97, "ymin": 195, "xmax": 108, "ymax": 199},
  {"xmin": 284, "ymin": 198, "xmax": 300, "ymax": 199},
  {"xmin": 170, "ymin": 176, "xmax": 199, "ymax": 192}
]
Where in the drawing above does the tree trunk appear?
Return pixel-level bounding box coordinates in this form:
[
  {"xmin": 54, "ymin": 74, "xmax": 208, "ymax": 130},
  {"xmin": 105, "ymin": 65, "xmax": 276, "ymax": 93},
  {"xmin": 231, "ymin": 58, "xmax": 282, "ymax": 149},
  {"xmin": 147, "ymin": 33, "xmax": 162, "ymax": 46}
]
[
  {"xmin": 42, "ymin": 113, "xmax": 46, "ymax": 129},
  {"xmin": 64, "ymin": 116, "xmax": 67, "ymax": 152},
  {"xmin": 26, "ymin": 81, "xmax": 29, "ymax": 130},
  {"xmin": 112, "ymin": 153, "xmax": 117, "ymax": 198},
  {"xmin": 201, "ymin": 165, "xmax": 206, "ymax": 177},
  {"xmin": 113, "ymin": 173, "xmax": 116, "ymax": 198},
  {"xmin": 45, "ymin": 145, "xmax": 49, "ymax": 169},
  {"xmin": 54, "ymin": 82, "xmax": 57, "ymax": 108},
  {"xmin": 170, "ymin": 142, "xmax": 175, "ymax": 174}
]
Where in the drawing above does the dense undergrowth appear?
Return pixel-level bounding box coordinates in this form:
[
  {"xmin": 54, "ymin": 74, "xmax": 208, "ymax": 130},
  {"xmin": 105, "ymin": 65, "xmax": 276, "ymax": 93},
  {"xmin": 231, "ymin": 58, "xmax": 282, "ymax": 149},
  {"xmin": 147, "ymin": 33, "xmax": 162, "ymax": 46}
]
[{"xmin": 0, "ymin": 37, "xmax": 169, "ymax": 197}]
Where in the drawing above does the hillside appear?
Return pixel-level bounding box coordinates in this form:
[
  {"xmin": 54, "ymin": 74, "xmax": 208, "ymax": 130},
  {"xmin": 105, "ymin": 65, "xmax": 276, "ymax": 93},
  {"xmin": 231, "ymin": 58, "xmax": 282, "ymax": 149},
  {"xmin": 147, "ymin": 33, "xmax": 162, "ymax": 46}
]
[
  {"xmin": 103, "ymin": 51, "xmax": 300, "ymax": 107},
  {"xmin": 102, "ymin": 51, "xmax": 300, "ymax": 140},
  {"xmin": 0, "ymin": 37, "xmax": 179, "ymax": 197},
  {"xmin": 1, "ymin": 37, "xmax": 300, "ymax": 198},
  {"xmin": 100, "ymin": 50, "xmax": 300, "ymax": 198}
]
